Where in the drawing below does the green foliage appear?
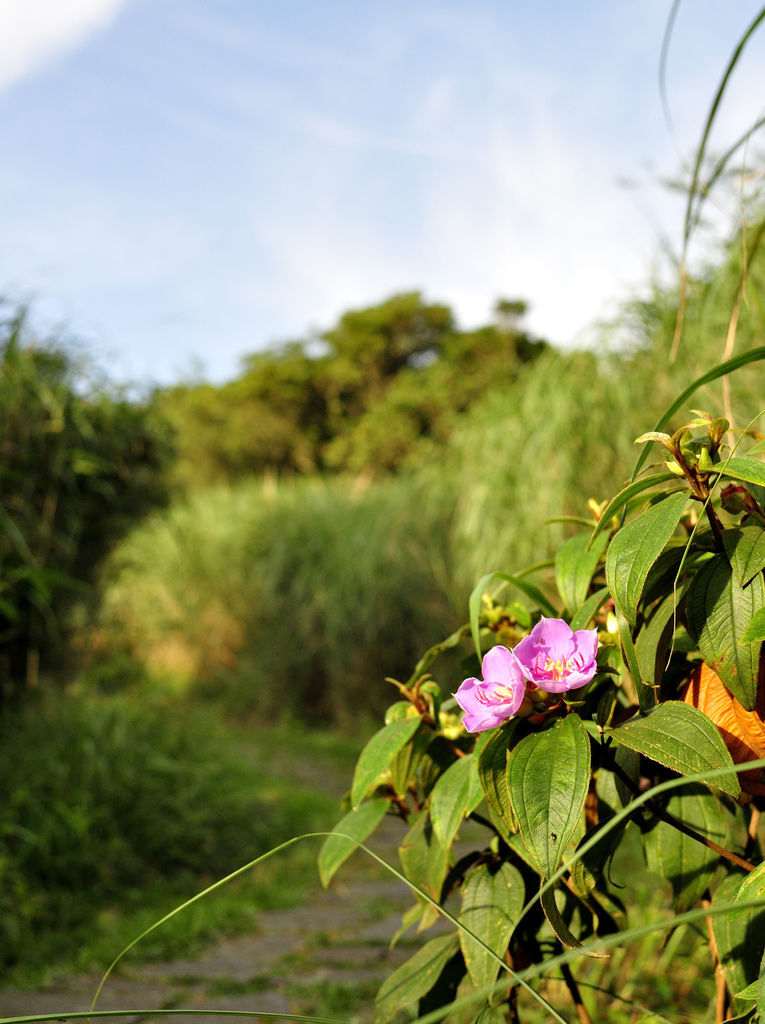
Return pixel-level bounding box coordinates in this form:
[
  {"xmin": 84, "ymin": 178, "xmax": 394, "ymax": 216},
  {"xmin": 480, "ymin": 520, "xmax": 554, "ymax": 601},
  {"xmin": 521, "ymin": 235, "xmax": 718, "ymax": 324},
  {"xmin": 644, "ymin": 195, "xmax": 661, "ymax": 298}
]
[
  {"xmin": 98, "ymin": 474, "xmax": 458, "ymax": 723},
  {"xmin": 445, "ymin": 216, "xmax": 765, "ymax": 593},
  {"xmin": 0, "ymin": 692, "xmax": 346, "ymax": 981},
  {"xmin": 0, "ymin": 307, "xmax": 171, "ymax": 698},
  {"xmin": 159, "ymin": 292, "xmax": 546, "ymax": 488},
  {"xmin": 324, "ymin": 362, "xmax": 765, "ymax": 1023},
  {"xmin": 607, "ymin": 702, "xmax": 740, "ymax": 797}
]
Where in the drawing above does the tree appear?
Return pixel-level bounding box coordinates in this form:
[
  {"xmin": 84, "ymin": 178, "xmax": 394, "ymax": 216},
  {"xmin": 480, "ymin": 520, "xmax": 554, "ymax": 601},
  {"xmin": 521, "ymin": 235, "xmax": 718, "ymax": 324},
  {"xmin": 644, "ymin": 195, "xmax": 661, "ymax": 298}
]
[
  {"xmin": 160, "ymin": 292, "xmax": 547, "ymax": 487},
  {"xmin": 0, "ymin": 307, "xmax": 172, "ymax": 699}
]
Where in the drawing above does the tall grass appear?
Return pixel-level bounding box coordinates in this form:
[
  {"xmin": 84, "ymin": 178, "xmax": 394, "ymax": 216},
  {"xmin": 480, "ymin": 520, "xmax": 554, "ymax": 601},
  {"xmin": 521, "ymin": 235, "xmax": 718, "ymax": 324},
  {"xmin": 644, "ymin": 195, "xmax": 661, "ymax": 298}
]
[
  {"xmin": 0, "ymin": 692, "xmax": 352, "ymax": 983},
  {"xmin": 446, "ymin": 247, "xmax": 765, "ymax": 590},
  {"xmin": 95, "ymin": 226, "xmax": 765, "ymax": 726},
  {"xmin": 97, "ymin": 474, "xmax": 458, "ymax": 724}
]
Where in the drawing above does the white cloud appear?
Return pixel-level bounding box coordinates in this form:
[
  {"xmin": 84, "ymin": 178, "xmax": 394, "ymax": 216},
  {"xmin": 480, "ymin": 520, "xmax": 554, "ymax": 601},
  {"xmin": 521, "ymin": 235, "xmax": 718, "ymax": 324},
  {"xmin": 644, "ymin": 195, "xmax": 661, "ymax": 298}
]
[{"xmin": 0, "ymin": 0, "xmax": 130, "ymax": 93}]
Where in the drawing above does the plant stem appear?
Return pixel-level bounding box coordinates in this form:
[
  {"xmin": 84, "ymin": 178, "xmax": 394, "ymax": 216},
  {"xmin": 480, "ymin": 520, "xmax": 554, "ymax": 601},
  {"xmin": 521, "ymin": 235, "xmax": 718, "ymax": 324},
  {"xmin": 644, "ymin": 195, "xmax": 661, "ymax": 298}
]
[
  {"xmin": 745, "ymin": 805, "xmax": 761, "ymax": 861},
  {"xmin": 560, "ymin": 961, "xmax": 594, "ymax": 1024},
  {"xmin": 609, "ymin": 759, "xmax": 756, "ymax": 872},
  {"xmin": 702, "ymin": 898, "xmax": 729, "ymax": 1024},
  {"xmin": 703, "ymin": 501, "xmax": 727, "ymax": 555}
]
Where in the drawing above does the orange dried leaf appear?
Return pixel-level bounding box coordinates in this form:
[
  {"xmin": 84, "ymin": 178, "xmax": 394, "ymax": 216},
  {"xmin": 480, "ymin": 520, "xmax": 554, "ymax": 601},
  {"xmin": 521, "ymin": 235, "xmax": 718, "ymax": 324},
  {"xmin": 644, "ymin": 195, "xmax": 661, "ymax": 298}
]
[{"xmin": 683, "ymin": 663, "xmax": 765, "ymax": 795}]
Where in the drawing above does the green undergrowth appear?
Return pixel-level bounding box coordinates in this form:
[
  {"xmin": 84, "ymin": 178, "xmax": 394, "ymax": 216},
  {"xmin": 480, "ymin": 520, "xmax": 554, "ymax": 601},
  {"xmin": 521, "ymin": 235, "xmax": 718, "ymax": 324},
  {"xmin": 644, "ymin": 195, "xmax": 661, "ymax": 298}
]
[
  {"xmin": 96, "ymin": 474, "xmax": 459, "ymax": 725},
  {"xmin": 510, "ymin": 827, "xmax": 713, "ymax": 1023},
  {"xmin": 0, "ymin": 692, "xmax": 358, "ymax": 988}
]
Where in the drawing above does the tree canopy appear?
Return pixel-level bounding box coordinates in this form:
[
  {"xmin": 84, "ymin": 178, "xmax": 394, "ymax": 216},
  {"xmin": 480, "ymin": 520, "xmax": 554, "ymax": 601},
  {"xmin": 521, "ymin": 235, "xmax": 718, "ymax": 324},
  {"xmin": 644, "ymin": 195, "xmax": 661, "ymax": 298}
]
[
  {"xmin": 160, "ymin": 291, "xmax": 547, "ymax": 488},
  {"xmin": 0, "ymin": 308, "xmax": 172, "ymax": 697}
]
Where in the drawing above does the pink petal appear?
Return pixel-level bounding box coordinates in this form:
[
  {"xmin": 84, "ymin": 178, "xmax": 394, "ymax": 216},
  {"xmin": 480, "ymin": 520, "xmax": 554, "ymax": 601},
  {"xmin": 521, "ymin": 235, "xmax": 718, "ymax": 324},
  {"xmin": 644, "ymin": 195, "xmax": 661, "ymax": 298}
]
[
  {"xmin": 573, "ymin": 628, "xmax": 599, "ymax": 664},
  {"xmin": 481, "ymin": 644, "xmax": 524, "ymax": 686}
]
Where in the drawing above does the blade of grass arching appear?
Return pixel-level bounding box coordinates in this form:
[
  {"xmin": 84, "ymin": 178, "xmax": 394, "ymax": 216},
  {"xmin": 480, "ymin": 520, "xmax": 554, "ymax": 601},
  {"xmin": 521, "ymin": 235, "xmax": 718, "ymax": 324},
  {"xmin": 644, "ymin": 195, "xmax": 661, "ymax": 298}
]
[
  {"xmin": 1, "ymin": 1013, "xmax": 347, "ymax": 1024},
  {"xmin": 87, "ymin": 835, "xmax": 315, "ymax": 1013},
  {"xmin": 88, "ymin": 826, "xmax": 568, "ymax": 1024},
  {"xmin": 658, "ymin": 0, "xmax": 682, "ymax": 142},
  {"xmin": 696, "ymin": 114, "xmax": 765, "ymax": 228},
  {"xmin": 79, "ymin": 762, "xmax": 765, "ymax": 1024},
  {"xmin": 682, "ymin": 6, "xmax": 765, "ymax": 250},
  {"xmin": 631, "ymin": 347, "xmax": 765, "ymax": 480},
  {"xmin": 668, "ymin": 6, "xmax": 765, "ymax": 363}
]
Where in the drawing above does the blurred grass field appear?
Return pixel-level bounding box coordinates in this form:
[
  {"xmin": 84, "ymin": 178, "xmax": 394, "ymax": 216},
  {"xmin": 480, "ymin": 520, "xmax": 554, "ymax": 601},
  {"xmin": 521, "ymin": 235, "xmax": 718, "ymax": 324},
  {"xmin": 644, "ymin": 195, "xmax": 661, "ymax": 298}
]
[{"xmin": 0, "ymin": 693, "xmax": 359, "ymax": 987}]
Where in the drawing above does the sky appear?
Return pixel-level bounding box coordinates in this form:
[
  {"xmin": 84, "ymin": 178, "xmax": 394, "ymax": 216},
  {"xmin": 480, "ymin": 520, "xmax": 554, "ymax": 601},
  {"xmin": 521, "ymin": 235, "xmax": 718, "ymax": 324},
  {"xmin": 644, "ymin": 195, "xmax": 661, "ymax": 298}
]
[{"xmin": 1, "ymin": 1, "xmax": 764, "ymax": 388}]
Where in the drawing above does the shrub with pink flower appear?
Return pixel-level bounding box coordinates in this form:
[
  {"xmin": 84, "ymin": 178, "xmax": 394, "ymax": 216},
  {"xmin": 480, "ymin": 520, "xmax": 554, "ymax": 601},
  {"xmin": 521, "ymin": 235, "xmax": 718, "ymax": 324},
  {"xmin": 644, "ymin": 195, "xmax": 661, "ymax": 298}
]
[
  {"xmin": 454, "ymin": 645, "xmax": 525, "ymax": 733},
  {"xmin": 455, "ymin": 618, "xmax": 598, "ymax": 732},
  {"xmin": 513, "ymin": 617, "xmax": 598, "ymax": 694}
]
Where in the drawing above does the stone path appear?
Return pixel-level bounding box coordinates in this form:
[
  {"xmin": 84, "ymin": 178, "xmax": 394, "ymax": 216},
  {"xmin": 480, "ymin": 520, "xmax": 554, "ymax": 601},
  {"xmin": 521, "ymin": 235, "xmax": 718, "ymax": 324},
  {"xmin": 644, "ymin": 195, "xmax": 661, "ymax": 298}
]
[{"xmin": 0, "ymin": 818, "xmax": 428, "ymax": 1024}]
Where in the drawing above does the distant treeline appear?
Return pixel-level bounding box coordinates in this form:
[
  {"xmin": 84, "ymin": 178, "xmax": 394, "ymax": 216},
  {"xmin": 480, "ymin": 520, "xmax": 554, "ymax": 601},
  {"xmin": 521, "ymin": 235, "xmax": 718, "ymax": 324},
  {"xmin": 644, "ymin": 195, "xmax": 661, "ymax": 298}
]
[
  {"xmin": 158, "ymin": 292, "xmax": 547, "ymax": 488},
  {"xmin": 0, "ymin": 309, "xmax": 171, "ymax": 700},
  {"xmin": 0, "ymin": 291, "xmax": 544, "ymax": 701}
]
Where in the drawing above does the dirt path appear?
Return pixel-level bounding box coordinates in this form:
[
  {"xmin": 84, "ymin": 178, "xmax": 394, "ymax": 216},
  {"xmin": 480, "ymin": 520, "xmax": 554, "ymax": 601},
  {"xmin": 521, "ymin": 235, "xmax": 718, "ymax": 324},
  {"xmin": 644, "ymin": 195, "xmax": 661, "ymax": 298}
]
[{"xmin": 0, "ymin": 817, "xmax": 431, "ymax": 1024}]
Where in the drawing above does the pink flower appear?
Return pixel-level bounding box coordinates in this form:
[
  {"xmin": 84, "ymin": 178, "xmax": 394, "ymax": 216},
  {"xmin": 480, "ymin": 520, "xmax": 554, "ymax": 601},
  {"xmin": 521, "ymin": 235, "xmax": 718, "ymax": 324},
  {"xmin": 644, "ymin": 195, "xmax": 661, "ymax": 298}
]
[
  {"xmin": 513, "ymin": 617, "xmax": 598, "ymax": 694},
  {"xmin": 455, "ymin": 645, "xmax": 526, "ymax": 733}
]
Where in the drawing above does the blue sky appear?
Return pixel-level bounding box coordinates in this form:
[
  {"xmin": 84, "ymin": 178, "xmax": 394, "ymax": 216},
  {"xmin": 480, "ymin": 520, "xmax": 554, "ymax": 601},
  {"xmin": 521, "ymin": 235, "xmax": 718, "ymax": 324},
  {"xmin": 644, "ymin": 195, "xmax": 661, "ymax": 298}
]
[{"xmin": 2, "ymin": 1, "xmax": 764, "ymax": 387}]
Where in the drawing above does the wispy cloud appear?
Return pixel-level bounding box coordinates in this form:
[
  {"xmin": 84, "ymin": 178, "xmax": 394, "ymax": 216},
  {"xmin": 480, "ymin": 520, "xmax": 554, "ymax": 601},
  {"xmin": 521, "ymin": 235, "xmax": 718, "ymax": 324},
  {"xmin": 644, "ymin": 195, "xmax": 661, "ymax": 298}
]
[{"xmin": 0, "ymin": 0, "xmax": 130, "ymax": 94}]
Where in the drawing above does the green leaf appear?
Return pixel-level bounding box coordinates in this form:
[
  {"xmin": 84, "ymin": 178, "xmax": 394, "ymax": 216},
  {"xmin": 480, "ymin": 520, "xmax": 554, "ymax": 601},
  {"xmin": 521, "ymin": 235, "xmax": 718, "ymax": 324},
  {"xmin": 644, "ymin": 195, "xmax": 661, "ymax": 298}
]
[
  {"xmin": 430, "ymin": 753, "xmax": 483, "ymax": 849},
  {"xmin": 469, "ymin": 571, "xmax": 559, "ymax": 661},
  {"xmin": 605, "ymin": 491, "xmax": 689, "ymax": 626},
  {"xmin": 711, "ymin": 871, "xmax": 765, "ymax": 1005},
  {"xmin": 718, "ymin": 455, "xmax": 765, "ymax": 489},
  {"xmin": 606, "ymin": 701, "xmax": 740, "ymax": 798},
  {"xmin": 449, "ymin": 978, "xmax": 507, "ymax": 1024},
  {"xmin": 399, "ymin": 811, "xmax": 449, "ymax": 904},
  {"xmin": 686, "ymin": 558, "xmax": 763, "ymax": 710},
  {"xmin": 555, "ymin": 531, "xmax": 608, "ymax": 614},
  {"xmin": 589, "ymin": 471, "xmax": 682, "ymax": 543},
  {"xmin": 643, "ymin": 785, "xmax": 727, "ymax": 911},
  {"xmin": 616, "ymin": 609, "xmax": 651, "ymax": 712},
  {"xmin": 741, "ymin": 607, "xmax": 765, "ymax": 644},
  {"xmin": 569, "ymin": 586, "xmax": 610, "ymax": 632},
  {"xmin": 390, "ymin": 902, "xmax": 425, "ymax": 948},
  {"xmin": 390, "ymin": 724, "xmax": 432, "ymax": 799},
  {"xmin": 730, "ymin": 862, "xmax": 765, "ymax": 921},
  {"xmin": 404, "ymin": 624, "xmax": 469, "ymax": 690},
  {"xmin": 723, "ymin": 525, "xmax": 765, "ymax": 588},
  {"xmin": 374, "ymin": 932, "xmax": 460, "ymax": 1024},
  {"xmin": 459, "ymin": 860, "xmax": 524, "ymax": 989},
  {"xmin": 507, "ymin": 715, "xmax": 591, "ymax": 878},
  {"xmin": 635, "ymin": 592, "xmax": 679, "ymax": 690},
  {"xmin": 476, "ymin": 721, "xmax": 519, "ymax": 840},
  {"xmin": 540, "ymin": 885, "xmax": 608, "ymax": 958},
  {"xmin": 318, "ymin": 798, "xmax": 390, "ymax": 887},
  {"xmin": 352, "ymin": 716, "xmax": 423, "ymax": 808},
  {"xmin": 570, "ymin": 819, "xmax": 626, "ymax": 899}
]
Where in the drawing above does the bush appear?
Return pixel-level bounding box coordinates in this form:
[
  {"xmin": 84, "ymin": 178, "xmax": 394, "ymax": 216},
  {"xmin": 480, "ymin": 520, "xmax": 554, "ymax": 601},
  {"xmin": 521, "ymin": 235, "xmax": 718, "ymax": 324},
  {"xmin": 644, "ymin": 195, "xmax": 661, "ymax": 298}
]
[
  {"xmin": 0, "ymin": 307, "xmax": 172, "ymax": 698},
  {"xmin": 98, "ymin": 474, "xmax": 458, "ymax": 724},
  {"xmin": 0, "ymin": 693, "xmax": 337, "ymax": 974}
]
